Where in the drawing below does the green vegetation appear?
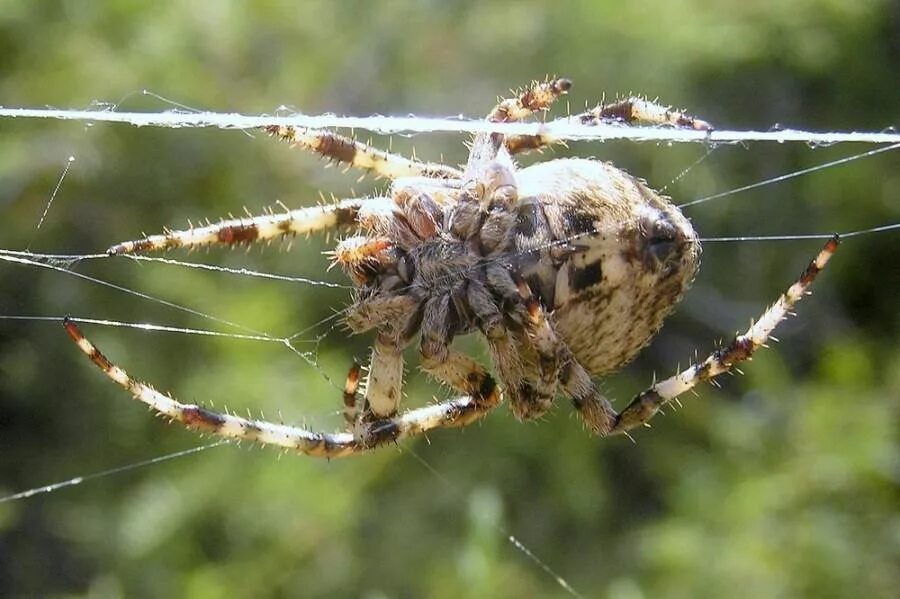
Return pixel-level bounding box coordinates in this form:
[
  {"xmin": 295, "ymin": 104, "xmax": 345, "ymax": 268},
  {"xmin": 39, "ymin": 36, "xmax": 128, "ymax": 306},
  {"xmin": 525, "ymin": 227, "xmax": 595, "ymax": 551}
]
[{"xmin": 0, "ymin": 1, "xmax": 897, "ymax": 597}]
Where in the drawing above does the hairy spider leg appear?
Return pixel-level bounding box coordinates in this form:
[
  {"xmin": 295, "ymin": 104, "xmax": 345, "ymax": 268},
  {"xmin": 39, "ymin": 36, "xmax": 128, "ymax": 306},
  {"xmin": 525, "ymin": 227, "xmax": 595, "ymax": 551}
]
[
  {"xmin": 416, "ymin": 295, "xmax": 504, "ymax": 428},
  {"xmin": 487, "ymin": 77, "xmax": 573, "ymax": 123},
  {"xmin": 478, "ymin": 264, "xmax": 562, "ymax": 420},
  {"xmin": 420, "ymin": 349, "xmax": 502, "ymax": 420},
  {"xmin": 361, "ymin": 331, "xmax": 409, "ymax": 419},
  {"xmin": 610, "ymin": 236, "xmax": 840, "ymax": 435},
  {"xmin": 504, "ymin": 96, "xmax": 712, "ymax": 155},
  {"xmin": 465, "ymin": 77, "xmax": 573, "ymax": 181},
  {"xmin": 342, "ymin": 294, "xmax": 423, "ymax": 423},
  {"xmin": 264, "ymin": 125, "xmax": 462, "ymax": 180},
  {"xmin": 335, "ymin": 201, "xmax": 435, "ymax": 423},
  {"xmin": 64, "ymin": 319, "xmax": 499, "ymax": 458},
  {"xmin": 558, "ymin": 349, "xmax": 619, "ymax": 435},
  {"xmin": 581, "ymin": 97, "xmax": 713, "ymax": 131},
  {"xmin": 106, "ymin": 197, "xmax": 390, "ymax": 255}
]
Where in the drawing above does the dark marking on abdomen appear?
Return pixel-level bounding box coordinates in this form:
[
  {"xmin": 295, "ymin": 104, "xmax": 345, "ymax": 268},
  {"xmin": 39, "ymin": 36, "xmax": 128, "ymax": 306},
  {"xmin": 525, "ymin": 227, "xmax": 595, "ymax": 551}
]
[
  {"xmin": 570, "ymin": 260, "xmax": 603, "ymax": 292},
  {"xmin": 562, "ymin": 207, "xmax": 596, "ymax": 237}
]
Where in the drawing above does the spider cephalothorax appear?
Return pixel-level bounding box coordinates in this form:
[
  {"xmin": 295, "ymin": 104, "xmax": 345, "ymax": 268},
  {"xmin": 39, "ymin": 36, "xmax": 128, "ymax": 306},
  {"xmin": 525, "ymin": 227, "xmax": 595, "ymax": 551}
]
[{"xmin": 66, "ymin": 78, "xmax": 838, "ymax": 457}]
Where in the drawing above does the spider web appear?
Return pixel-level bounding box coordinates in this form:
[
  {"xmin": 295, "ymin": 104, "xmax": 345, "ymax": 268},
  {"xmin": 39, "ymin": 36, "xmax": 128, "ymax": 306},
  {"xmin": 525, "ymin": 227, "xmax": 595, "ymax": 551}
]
[{"xmin": 1, "ymin": 99, "xmax": 898, "ymax": 597}]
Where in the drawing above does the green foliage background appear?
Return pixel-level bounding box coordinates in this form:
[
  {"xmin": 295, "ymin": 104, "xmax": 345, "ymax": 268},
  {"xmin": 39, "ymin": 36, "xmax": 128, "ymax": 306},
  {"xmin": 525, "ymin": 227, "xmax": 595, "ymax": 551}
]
[{"xmin": 0, "ymin": 1, "xmax": 898, "ymax": 597}]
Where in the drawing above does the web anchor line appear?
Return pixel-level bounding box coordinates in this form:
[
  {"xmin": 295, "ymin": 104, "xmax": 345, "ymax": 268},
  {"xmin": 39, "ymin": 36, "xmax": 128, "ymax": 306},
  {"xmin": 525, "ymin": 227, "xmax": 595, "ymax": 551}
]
[
  {"xmin": 0, "ymin": 442, "xmax": 228, "ymax": 504},
  {"xmin": 1, "ymin": 107, "xmax": 899, "ymax": 145}
]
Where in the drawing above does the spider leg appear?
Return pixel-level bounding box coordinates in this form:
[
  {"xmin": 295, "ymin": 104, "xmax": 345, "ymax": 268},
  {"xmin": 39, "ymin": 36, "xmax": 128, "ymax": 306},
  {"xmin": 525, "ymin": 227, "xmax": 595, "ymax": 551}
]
[
  {"xmin": 480, "ymin": 265, "xmax": 561, "ymax": 420},
  {"xmin": 505, "ymin": 95, "xmax": 712, "ymax": 155},
  {"xmin": 421, "ymin": 347, "xmax": 501, "ymax": 415},
  {"xmin": 350, "ymin": 294, "xmax": 424, "ymax": 419},
  {"xmin": 417, "ymin": 295, "xmax": 503, "ymax": 423},
  {"xmin": 482, "ymin": 266, "xmax": 559, "ymax": 383},
  {"xmin": 329, "ymin": 235, "xmax": 396, "ymax": 286},
  {"xmin": 345, "ymin": 293, "xmax": 420, "ymax": 334},
  {"xmin": 504, "ymin": 133, "xmax": 567, "ymax": 156},
  {"xmin": 558, "ymin": 349, "xmax": 618, "ymax": 435},
  {"xmin": 466, "ymin": 277, "xmax": 541, "ymax": 417},
  {"xmin": 107, "ymin": 197, "xmax": 395, "ymax": 255},
  {"xmin": 346, "ymin": 292, "xmax": 501, "ymax": 438},
  {"xmin": 357, "ymin": 332, "xmax": 408, "ymax": 419},
  {"xmin": 487, "ymin": 77, "xmax": 572, "ymax": 123},
  {"xmin": 465, "ymin": 78, "xmax": 572, "ymax": 180},
  {"xmin": 610, "ymin": 236, "xmax": 840, "ymax": 435},
  {"xmin": 581, "ymin": 97, "xmax": 712, "ymax": 131},
  {"xmin": 485, "ymin": 265, "xmax": 618, "ymax": 433},
  {"xmin": 64, "ymin": 319, "xmax": 498, "ymax": 458},
  {"xmin": 265, "ymin": 125, "xmax": 462, "ymax": 180}
]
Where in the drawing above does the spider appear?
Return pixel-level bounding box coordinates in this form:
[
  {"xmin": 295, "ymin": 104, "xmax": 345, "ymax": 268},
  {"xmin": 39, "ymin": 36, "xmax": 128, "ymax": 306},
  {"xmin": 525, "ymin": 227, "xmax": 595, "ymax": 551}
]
[{"xmin": 64, "ymin": 78, "xmax": 839, "ymax": 458}]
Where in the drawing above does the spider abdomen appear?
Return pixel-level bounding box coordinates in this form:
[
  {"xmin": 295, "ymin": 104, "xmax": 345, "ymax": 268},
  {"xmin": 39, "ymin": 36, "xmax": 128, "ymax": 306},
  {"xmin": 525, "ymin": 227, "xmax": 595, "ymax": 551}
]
[{"xmin": 512, "ymin": 159, "xmax": 701, "ymax": 375}]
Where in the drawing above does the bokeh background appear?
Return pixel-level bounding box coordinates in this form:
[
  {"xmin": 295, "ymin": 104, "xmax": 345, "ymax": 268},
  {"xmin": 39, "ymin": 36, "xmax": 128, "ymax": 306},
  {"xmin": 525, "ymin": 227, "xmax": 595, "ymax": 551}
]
[{"xmin": 1, "ymin": 1, "xmax": 898, "ymax": 597}]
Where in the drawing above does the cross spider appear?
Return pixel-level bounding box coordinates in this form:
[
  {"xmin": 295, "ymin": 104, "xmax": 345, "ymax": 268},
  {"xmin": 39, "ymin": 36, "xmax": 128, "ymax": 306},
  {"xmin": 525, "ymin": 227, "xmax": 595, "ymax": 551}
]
[{"xmin": 64, "ymin": 78, "xmax": 839, "ymax": 458}]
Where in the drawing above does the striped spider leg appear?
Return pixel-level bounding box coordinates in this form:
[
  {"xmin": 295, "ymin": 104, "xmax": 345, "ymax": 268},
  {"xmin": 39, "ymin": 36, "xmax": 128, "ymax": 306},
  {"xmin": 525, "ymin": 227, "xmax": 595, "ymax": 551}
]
[
  {"xmin": 264, "ymin": 125, "xmax": 462, "ymax": 180},
  {"xmin": 64, "ymin": 317, "xmax": 498, "ymax": 458},
  {"xmin": 106, "ymin": 124, "xmax": 466, "ymax": 255},
  {"xmin": 504, "ymin": 95, "xmax": 713, "ymax": 155}
]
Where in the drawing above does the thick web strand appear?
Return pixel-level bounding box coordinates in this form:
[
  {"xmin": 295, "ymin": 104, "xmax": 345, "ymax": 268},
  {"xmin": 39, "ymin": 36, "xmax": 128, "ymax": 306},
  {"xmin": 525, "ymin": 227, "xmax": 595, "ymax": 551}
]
[{"xmin": 1, "ymin": 107, "xmax": 899, "ymax": 144}]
